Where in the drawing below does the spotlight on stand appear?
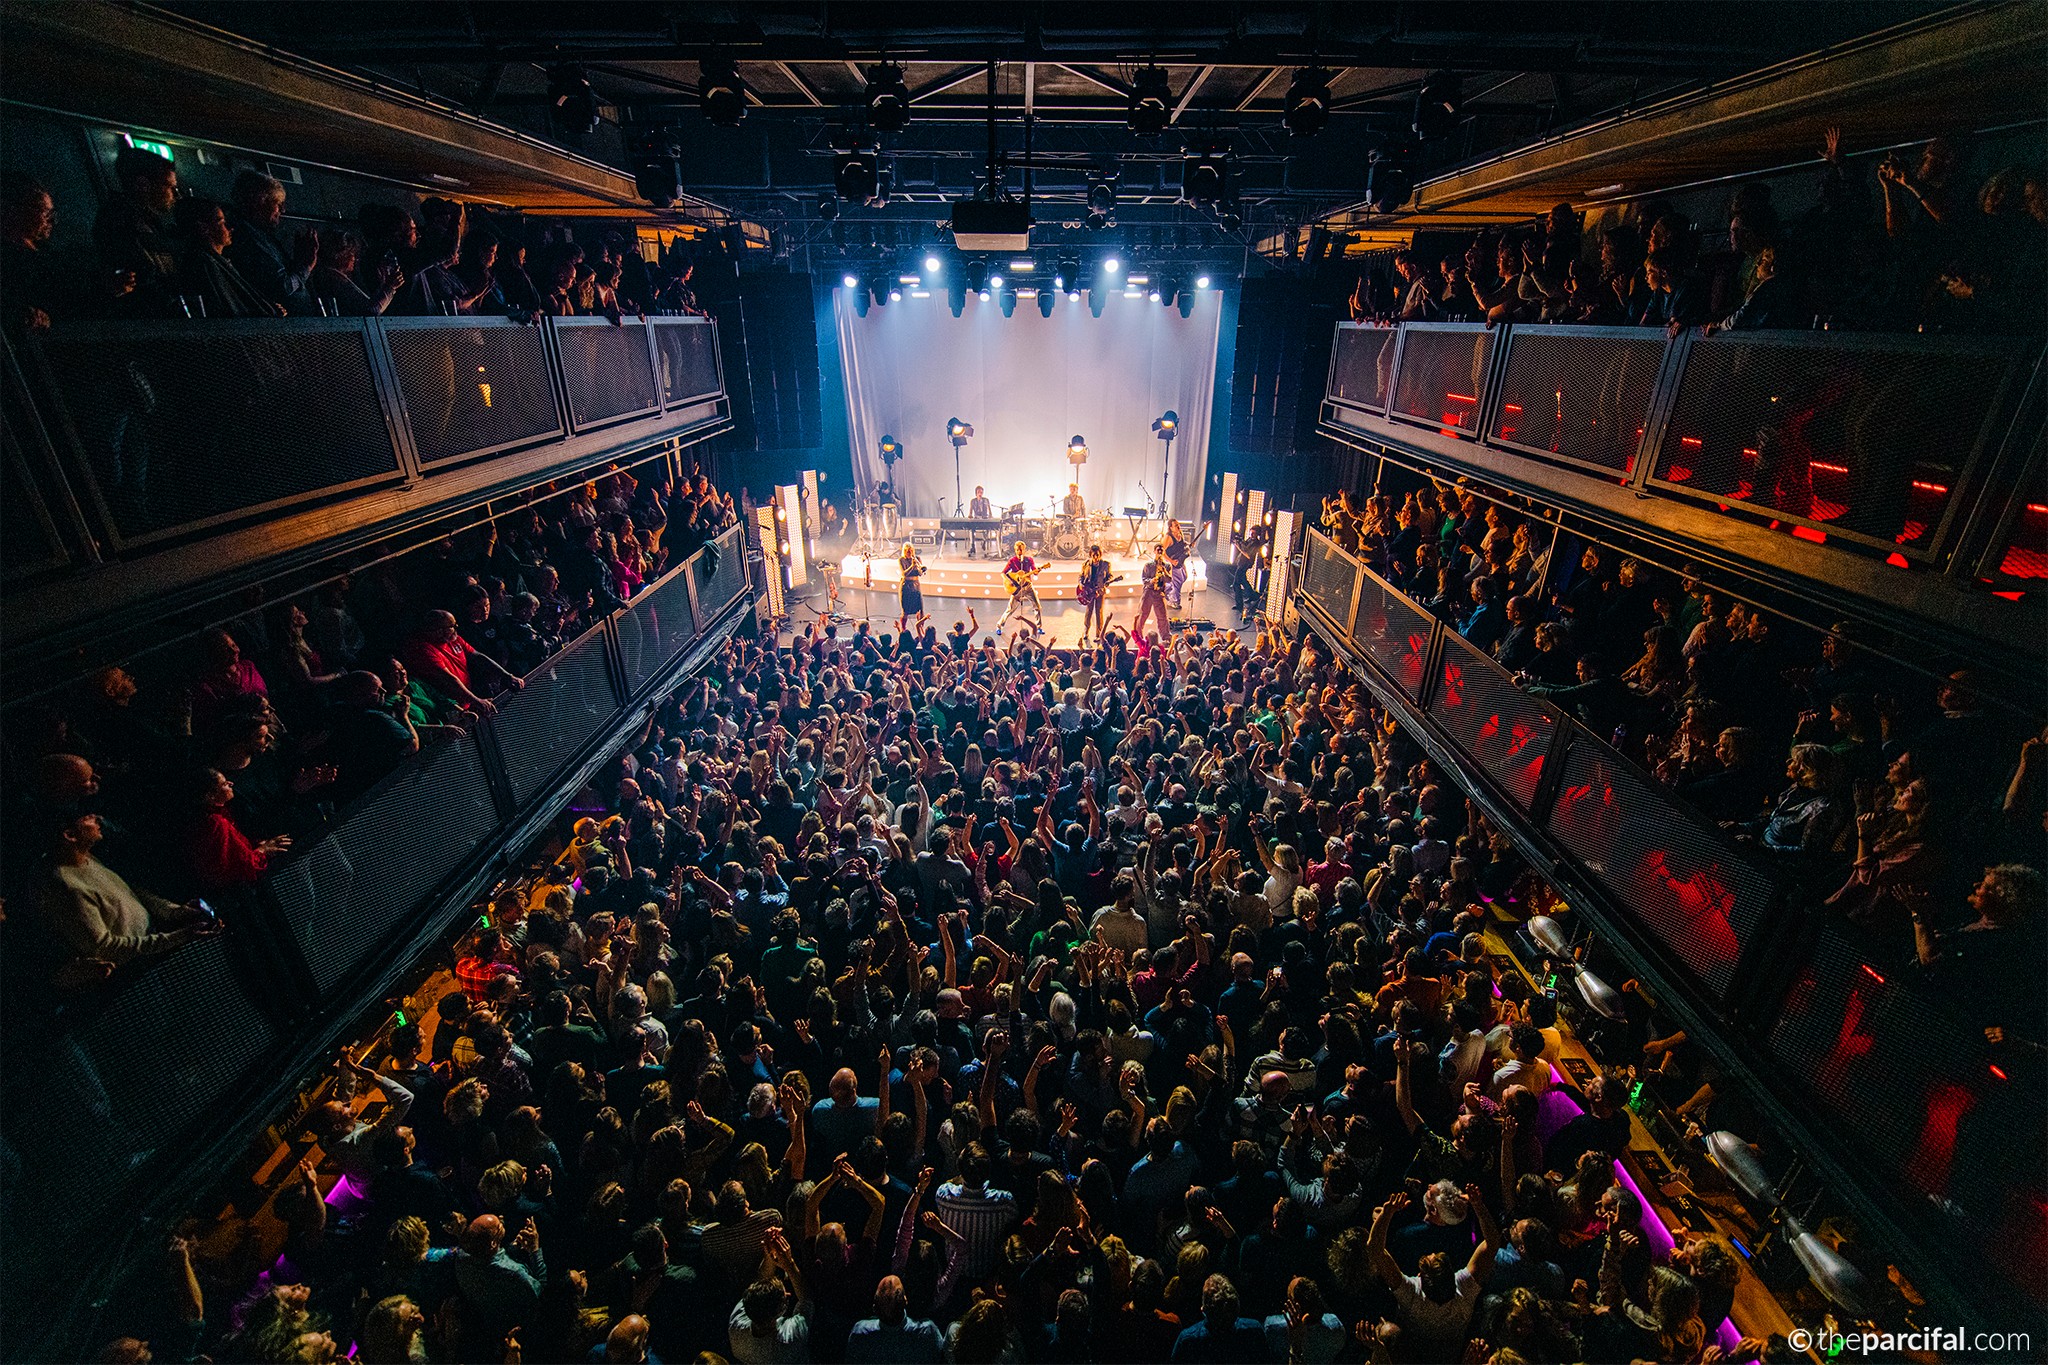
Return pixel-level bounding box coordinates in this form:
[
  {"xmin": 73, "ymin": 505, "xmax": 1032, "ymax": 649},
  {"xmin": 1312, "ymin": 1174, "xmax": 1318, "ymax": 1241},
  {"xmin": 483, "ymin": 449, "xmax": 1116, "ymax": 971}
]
[
  {"xmin": 1152, "ymin": 411, "xmax": 1177, "ymax": 512},
  {"xmin": 699, "ymin": 57, "xmax": 748, "ymax": 127},
  {"xmin": 863, "ymin": 61, "xmax": 911, "ymax": 133},
  {"xmin": 1413, "ymin": 71, "xmax": 1462, "ymax": 142},
  {"xmin": 834, "ymin": 148, "xmax": 879, "ymax": 205},
  {"xmin": 945, "ymin": 418, "xmax": 974, "ymax": 512},
  {"xmin": 1524, "ymin": 914, "xmax": 1627, "ymax": 1020},
  {"xmin": 547, "ymin": 65, "xmax": 601, "ymax": 136},
  {"xmin": 1067, "ymin": 434, "xmax": 1090, "ymax": 467},
  {"xmin": 631, "ymin": 126, "xmax": 683, "ymax": 207},
  {"xmin": 1283, "ymin": 67, "xmax": 1332, "ymax": 137},
  {"xmin": 1128, "ymin": 65, "xmax": 1172, "ymax": 136}
]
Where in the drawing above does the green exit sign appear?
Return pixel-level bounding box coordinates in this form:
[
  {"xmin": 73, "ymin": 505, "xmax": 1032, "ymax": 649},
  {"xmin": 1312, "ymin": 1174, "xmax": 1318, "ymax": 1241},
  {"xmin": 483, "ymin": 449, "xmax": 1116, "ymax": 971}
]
[{"xmin": 122, "ymin": 134, "xmax": 174, "ymax": 162}]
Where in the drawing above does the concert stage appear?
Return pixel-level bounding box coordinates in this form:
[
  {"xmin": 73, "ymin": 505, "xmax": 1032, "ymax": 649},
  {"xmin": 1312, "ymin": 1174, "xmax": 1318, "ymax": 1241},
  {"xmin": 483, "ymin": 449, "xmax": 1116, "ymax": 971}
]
[{"xmin": 832, "ymin": 548, "xmax": 1208, "ymax": 603}]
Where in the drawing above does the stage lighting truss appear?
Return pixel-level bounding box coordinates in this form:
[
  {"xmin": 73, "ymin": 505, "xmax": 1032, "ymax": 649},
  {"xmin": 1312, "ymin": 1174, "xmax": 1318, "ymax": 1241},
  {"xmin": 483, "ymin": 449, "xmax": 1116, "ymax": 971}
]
[
  {"xmin": 699, "ymin": 57, "xmax": 748, "ymax": 127},
  {"xmin": 864, "ymin": 61, "xmax": 911, "ymax": 134},
  {"xmin": 1283, "ymin": 67, "xmax": 1332, "ymax": 137},
  {"xmin": 753, "ymin": 504, "xmax": 785, "ymax": 617},
  {"xmin": 776, "ymin": 485, "xmax": 808, "ymax": 587},
  {"xmin": 1265, "ymin": 510, "xmax": 1300, "ymax": 619},
  {"xmin": 1128, "ymin": 66, "xmax": 1172, "ymax": 136}
]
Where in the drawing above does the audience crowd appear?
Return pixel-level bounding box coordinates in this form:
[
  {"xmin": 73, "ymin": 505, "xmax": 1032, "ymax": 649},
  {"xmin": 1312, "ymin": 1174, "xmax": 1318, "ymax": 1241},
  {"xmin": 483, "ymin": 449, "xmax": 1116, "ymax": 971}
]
[
  {"xmin": 2, "ymin": 147, "xmax": 710, "ymax": 334},
  {"xmin": 1317, "ymin": 477, "xmax": 2044, "ymax": 1039},
  {"xmin": 5, "ymin": 466, "xmax": 736, "ymax": 942},
  {"xmin": 1348, "ymin": 132, "xmax": 2046, "ymax": 336},
  {"xmin": 69, "ymin": 592, "xmax": 2026, "ymax": 1365}
]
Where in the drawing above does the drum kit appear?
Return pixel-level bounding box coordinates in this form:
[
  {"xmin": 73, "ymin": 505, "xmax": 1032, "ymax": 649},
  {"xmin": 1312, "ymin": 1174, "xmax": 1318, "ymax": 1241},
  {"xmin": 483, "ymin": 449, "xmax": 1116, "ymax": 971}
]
[{"xmin": 1017, "ymin": 498, "xmax": 1114, "ymax": 559}]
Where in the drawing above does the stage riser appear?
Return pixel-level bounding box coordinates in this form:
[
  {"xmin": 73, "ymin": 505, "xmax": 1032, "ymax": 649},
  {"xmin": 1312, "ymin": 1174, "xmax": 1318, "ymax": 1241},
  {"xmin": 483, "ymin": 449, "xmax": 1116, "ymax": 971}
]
[{"xmin": 833, "ymin": 553, "xmax": 1203, "ymax": 603}]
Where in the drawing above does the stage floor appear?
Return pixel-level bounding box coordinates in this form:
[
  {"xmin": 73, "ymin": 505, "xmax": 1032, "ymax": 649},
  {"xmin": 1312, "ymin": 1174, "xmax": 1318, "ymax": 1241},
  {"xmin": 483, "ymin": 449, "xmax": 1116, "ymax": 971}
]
[{"xmin": 832, "ymin": 549, "xmax": 1206, "ymax": 602}]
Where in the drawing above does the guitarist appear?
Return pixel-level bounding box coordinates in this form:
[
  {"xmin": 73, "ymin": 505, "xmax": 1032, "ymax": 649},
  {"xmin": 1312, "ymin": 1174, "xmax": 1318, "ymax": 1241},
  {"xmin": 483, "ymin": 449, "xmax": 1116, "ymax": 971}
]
[
  {"xmin": 1076, "ymin": 543, "xmax": 1120, "ymax": 645},
  {"xmin": 997, "ymin": 539, "xmax": 1044, "ymax": 636},
  {"xmin": 1135, "ymin": 543, "xmax": 1173, "ymax": 643},
  {"xmin": 1161, "ymin": 518, "xmax": 1191, "ymax": 611}
]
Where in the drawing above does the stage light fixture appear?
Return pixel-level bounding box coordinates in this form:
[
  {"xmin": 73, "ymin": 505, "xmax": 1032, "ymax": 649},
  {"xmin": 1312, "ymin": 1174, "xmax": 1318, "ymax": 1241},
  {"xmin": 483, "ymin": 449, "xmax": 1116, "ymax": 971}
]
[
  {"xmin": 1008, "ymin": 259, "xmax": 1034, "ymax": 273},
  {"xmin": 630, "ymin": 126, "xmax": 683, "ymax": 207},
  {"xmin": 1177, "ymin": 290, "xmax": 1193, "ymax": 318},
  {"xmin": 999, "ymin": 290, "xmax": 1017, "ymax": 319},
  {"xmin": 964, "ymin": 260, "xmax": 988, "ymax": 293},
  {"xmin": 988, "ymin": 273, "xmax": 1004, "ymax": 290},
  {"xmin": 1067, "ymin": 287, "xmax": 1081, "ymax": 302},
  {"xmin": 1413, "ymin": 71, "xmax": 1462, "ymax": 142},
  {"xmin": 817, "ymin": 193, "xmax": 840, "ymax": 220},
  {"xmin": 1181, "ymin": 149, "xmax": 1229, "ymax": 208},
  {"xmin": 1088, "ymin": 288, "xmax": 1106, "ymax": 318},
  {"xmin": 898, "ymin": 273, "xmax": 922, "ymax": 285},
  {"xmin": 547, "ymin": 65, "xmax": 601, "ymax": 136},
  {"xmin": 1102, "ymin": 255, "xmax": 1121, "ymax": 274},
  {"xmin": 834, "ymin": 148, "xmax": 879, "ymax": 205},
  {"xmin": 924, "ymin": 254, "xmax": 943, "ymax": 274},
  {"xmin": 1216, "ymin": 202, "xmax": 1243, "ymax": 232},
  {"xmin": 1037, "ymin": 290, "xmax": 1055, "ymax": 318},
  {"xmin": 889, "ymin": 288, "xmax": 902, "ymax": 301},
  {"xmin": 1149, "ymin": 289, "xmax": 1162, "ymax": 302},
  {"xmin": 842, "ymin": 272, "xmax": 859, "ymax": 288},
  {"xmin": 1128, "ymin": 66, "xmax": 1172, "ymax": 136},
  {"xmin": 1283, "ymin": 67, "xmax": 1332, "ymax": 137},
  {"xmin": 1126, "ymin": 273, "xmax": 1150, "ymax": 285},
  {"xmin": 699, "ymin": 57, "xmax": 748, "ymax": 127},
  {"xmin": 978, "ymin": 288, "xmax": 991, "ymax": 301},
  {"xmin": 869, "ymin": 275, "xmax": 891, "ymax": 307},
  {"xmin": 1364, "ymin": 152, "xmax": 1414, "ymax": 214},
  {"xmin": 864, "ymin": 61, "xmax": 911, "ymax": 134},
  {"xmin": 1085, "ymin": 209, "xmax": 1110, "ymax": 231}
]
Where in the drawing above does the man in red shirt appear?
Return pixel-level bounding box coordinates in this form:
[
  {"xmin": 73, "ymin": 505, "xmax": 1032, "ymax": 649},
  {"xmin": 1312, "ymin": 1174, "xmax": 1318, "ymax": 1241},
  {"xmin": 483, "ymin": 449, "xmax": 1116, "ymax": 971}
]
[
  {"xmin": 401, "ymin": 609, "xmax": 525, "ymax": 717},
  {"xmin": 455, "ymin": 927, "xmax": 518, "ymax": 1001}
]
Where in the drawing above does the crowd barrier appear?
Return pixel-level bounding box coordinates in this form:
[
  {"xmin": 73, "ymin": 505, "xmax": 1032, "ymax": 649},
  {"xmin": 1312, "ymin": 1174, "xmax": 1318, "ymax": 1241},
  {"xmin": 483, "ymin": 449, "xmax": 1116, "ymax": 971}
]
[
  {"xmin": 1291, "ymin": 526, "xmax": 2038, "ymax": 1323},
  {"xmin": 0, "ymin": 523, "xmax": 751, "ymax": 1334},
  {"xmin": 1323, "ymin": 321, "xmax": 2043, "ymax": 591}
]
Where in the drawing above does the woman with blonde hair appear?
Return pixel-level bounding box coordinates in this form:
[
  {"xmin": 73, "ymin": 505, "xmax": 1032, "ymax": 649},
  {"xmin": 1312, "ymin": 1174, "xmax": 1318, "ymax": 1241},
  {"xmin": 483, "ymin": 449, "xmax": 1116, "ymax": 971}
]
[{"xmin": 357, "ymin": 1295, "xmax": 428, "ymax": 1365}]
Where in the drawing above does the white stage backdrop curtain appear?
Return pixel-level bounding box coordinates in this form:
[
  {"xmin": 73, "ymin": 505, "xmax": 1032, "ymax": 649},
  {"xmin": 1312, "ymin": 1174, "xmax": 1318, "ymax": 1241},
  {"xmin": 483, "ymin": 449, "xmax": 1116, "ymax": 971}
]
[{"xmin": 834, "ymin": 289, "xmax": 1221, "ymax": 526}]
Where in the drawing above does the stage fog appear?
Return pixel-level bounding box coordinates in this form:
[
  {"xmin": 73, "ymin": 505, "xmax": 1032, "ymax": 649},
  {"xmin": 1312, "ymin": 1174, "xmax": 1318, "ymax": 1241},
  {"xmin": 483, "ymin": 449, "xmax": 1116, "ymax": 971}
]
[{"xmin": 833, "ymin": 286, "xmax": 1222, "ymax": 526}]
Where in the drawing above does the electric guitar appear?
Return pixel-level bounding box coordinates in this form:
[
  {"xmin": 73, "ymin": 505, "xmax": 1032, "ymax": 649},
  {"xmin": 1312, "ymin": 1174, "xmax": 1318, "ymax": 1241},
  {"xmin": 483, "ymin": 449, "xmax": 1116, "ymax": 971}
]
[{"xmin": 1076, "ymin": 570, "xmax": 1123, "ymax": 607}]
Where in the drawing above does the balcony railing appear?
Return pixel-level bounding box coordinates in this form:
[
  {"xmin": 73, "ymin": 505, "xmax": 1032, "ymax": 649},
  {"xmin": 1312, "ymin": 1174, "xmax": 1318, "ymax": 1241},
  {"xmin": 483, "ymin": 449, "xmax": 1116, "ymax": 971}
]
[
  {"xmin": 1291, "ymin": 526, "xmax": 2034, "ymax": 1324},
  {"xmin": 8, "ymin": 314, "xmax": 725, "ymax": 561},
  {"xmin": 0, "ymin": 523, "xmax": 752, "ymax": 1323},
  {"xmin": 1321, "ymin": 320, "xmax": 2042, "ymax": 590}
]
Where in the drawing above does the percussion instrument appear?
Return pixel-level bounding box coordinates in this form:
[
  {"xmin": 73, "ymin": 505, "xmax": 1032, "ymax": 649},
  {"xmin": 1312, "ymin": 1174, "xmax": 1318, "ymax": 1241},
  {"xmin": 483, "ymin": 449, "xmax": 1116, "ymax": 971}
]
[{"xmin": 1052, "ymin": 526, "xmax": 1086, "ymax": 559}]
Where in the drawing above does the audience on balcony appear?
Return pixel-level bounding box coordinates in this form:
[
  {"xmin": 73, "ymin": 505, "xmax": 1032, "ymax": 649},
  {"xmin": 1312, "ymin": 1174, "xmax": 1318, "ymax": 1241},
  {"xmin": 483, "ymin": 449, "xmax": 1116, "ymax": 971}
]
[{"xmin": 1350, "ymin": 131, "xmax": 2045, "ymax": 336}]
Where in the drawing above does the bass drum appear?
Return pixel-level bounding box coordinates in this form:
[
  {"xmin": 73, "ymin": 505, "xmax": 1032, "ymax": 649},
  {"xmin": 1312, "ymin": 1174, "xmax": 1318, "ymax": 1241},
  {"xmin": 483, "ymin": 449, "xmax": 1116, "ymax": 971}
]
[{"xmin": 1052, "ymin": 527, "xmax": 1086, "ymax": 559}]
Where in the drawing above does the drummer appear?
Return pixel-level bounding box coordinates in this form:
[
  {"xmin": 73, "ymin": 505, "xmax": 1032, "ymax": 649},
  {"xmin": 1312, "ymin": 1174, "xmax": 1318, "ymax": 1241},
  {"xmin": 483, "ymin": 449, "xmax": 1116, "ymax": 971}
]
[{"xmin": 1063, "ymin": 482, "xmax": 1086, "ymax": 519}]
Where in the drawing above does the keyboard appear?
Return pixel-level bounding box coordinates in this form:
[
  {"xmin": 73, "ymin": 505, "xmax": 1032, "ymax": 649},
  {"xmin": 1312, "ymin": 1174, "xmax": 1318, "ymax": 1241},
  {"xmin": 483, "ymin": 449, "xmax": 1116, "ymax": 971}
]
[{"xmin": 939, "ymin": 517, "xmax": 1003, "ymax": 531}]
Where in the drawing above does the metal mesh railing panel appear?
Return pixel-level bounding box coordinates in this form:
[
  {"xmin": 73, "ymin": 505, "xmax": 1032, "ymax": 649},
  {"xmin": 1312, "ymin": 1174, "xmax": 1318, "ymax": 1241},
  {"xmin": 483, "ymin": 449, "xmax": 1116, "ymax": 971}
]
[
  {"xmin": 555, "ymin": 321, "xmax": 660, "ymax": 428},
  {"xmin": 1354, "ymin": 570, "xmax": 1434, "ymax": 701},
  {"xmin": 2, "ymin": 938, "xmax": 277, "ymax": 1287},
  {"xmin": 653, "ymin": 319, "xmax": 722, "ymax": 407},
  {"xmin": 384, "ymin": 321, "xmax": 560, "ymax": 465},
  {"xmin": 1329, "ymin": 325, "xmax": 1398, "ymax": 410},
  {"xmin": 494, "ymin": 626, "xmax": 620, "ymax": 805},
  {"xmin": 1429, "ymin": 631, "xmax": 1559, "ymax": 809},
  {"xmin": 1655, "ymin": 337, "xmax": 2014, "ymax": 551},
  {"xmin": 617, "ymin": 567, "xmax": 698, "ymax": 694},
  {"xmin": 1300, "ymin": 533, "xmax": 1360, "ymax": 628},
  {"xmin": 1547, "ymin": 740, "xmax": 1772, "ymax": 1003},
  {"xmin": 267, "ymin": 730, "xmax": 499, "ymax": 996},
  {"xmin": 1491, "ymin": 331, "xmax": 1664, "ymax": 473},
  {"xmin": 694, "ymin": 525, "xmax": 748, "ymax": 624},
  {"xmin": 1390, "ymin": 327, "xmax": 1491, "ymax": 436},
  {"xmin": 2, "ymin": 449, "xmax": 65, "ymax": 579},
  {"xmin": 38, "ymin": 325, "xmax": 397, "ymax": 540}
]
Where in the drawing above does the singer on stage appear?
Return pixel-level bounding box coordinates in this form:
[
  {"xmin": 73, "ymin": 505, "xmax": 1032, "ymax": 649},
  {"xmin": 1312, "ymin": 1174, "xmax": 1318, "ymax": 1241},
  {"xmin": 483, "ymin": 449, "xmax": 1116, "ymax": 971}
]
[
  {"xmin": 896, "ymin": 541, "xmax": 927, "ymax": 634},
  {"xmin": 997, "ymin": 540, "xmax": 1043, "ymax": 635}
]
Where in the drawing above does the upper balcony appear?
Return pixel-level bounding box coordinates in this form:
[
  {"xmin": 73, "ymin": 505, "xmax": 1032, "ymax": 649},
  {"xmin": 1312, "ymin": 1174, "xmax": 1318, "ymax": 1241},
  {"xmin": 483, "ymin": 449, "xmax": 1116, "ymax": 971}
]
[
  {"xmin": 3, "ymin": 313, "xmax": 729, "ymax": 665},
  {"xmin": 1320, "ymin": 320, "xmax": 2044, "ymax": 690}
]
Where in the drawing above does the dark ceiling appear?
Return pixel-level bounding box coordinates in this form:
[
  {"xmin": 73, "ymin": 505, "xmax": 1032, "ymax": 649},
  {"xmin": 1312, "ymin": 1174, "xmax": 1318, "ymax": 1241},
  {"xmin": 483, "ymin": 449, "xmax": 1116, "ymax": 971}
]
[{"xmin": 156, "ymin": 0, "xmax": 1958, "ymax": 247}]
